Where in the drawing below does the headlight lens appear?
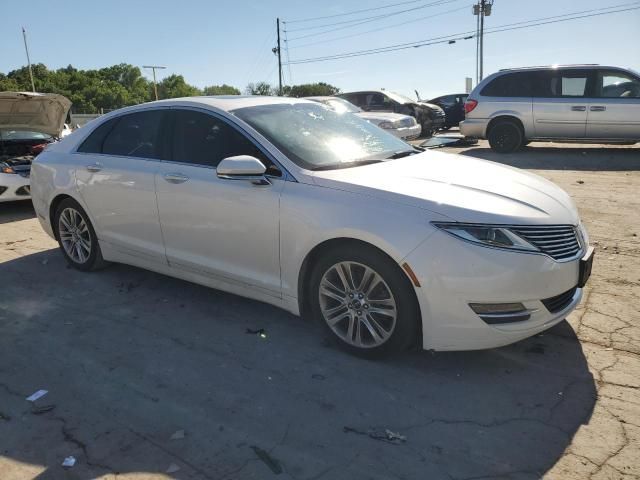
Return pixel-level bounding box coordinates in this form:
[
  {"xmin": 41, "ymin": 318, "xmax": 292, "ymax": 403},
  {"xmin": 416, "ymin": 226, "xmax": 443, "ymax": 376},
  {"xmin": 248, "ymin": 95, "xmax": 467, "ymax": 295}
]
[
  {"xmin": 378, "ymin": 121, "xmax": 394, "ymax": 129},
  {"xmin": 432, "ymin": 223, "xmax": 539, "ymax": 252},
  {"xmin": 1, "ymin": 164, "xmax": 16, "ymax": 174}
]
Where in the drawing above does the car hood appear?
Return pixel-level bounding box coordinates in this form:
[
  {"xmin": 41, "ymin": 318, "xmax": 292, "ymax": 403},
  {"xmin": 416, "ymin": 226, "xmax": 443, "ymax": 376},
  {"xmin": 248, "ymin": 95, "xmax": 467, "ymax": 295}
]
[
  {"xmin": 356, "ymin": 112, "xmax": 412, "ymax": 124},
  {"xmin": 0, "ymin": 91, "xmax": 72, "ymax": 137},
  {"xmin": 418, "ymin": 102, "xmax": 444, "ymax": 112},
  {"xmin": 311, "ymin": 150, "xmax": 579, "ymax": 225}
]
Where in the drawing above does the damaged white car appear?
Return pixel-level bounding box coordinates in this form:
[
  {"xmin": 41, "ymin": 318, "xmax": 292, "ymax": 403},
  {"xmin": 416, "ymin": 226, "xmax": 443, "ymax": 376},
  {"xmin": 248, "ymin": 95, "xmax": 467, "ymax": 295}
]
[{"xmin": 0, "ymin": 91, "xmax": 71, "ymax": 202}]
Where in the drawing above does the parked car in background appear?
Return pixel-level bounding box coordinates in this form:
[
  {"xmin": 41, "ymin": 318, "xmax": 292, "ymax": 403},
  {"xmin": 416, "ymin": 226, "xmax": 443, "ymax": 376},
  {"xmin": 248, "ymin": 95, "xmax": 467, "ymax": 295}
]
[
  {"xmin": 0, "ymin": 91, "xmax": 71, "ymax": 202},
  {"xmin": 306, "ymin": 96, "xmax": 421, "ymax": 140},
  {"xmin": 32, "ymin": 96, "xmax": 593, "ymax": 356},
  {"xmin": 428, "ymin": 93, "xmax": 468, "ymax": 129},
  {"xmin": 461, "ymin": 65, "xmax": 640, "ymax": 153},
  {"xmin": 338, "ymin": 90, "xmax": 445, "ymax": 137}
]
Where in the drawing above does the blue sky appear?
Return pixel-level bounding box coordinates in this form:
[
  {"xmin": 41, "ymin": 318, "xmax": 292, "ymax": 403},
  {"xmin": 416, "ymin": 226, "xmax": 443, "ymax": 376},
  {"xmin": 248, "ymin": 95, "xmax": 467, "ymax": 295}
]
[{"xmin": 2, "ymin": 0, "xmax": 639, "ymax": 99}]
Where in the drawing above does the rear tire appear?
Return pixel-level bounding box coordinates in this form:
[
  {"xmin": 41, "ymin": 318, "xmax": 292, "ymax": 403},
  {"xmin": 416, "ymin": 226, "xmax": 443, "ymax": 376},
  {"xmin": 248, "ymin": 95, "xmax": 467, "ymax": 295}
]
[
  {"xmin": 54, "ymin": 198, "xmax": 108, "ymax": 271},
  {"xmin": 488, "ymin": 120, "xmax": 523, "ymax": 153},
  {"xmin": 309, "ymin": 244, "xmax": 419, "ymax": 357}
]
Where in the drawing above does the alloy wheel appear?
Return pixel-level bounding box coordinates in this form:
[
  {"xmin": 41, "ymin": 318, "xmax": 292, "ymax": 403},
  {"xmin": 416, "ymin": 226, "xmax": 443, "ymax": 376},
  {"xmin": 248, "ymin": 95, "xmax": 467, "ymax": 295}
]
[
  {"xmin": 318, "ymin": 261, "xmax": 397, "ymax": 348},
  {"xmin": 58, "ymin": 207, "xmax": 92, "ymax": 264}
]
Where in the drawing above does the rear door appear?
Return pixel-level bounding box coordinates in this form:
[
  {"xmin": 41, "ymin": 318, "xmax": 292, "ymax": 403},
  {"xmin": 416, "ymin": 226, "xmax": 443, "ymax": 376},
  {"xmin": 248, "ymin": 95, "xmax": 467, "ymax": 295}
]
[
  {"xmin": 75, "ymin": 109, "xmax": 167, "ymax": 261},
  {"xmin": 532, "ymin": 69, "xmax": 595, "ymax": 138},
  {"xmin": 586, "ymin": 69, "xmax": 640, "ymax": 140}
]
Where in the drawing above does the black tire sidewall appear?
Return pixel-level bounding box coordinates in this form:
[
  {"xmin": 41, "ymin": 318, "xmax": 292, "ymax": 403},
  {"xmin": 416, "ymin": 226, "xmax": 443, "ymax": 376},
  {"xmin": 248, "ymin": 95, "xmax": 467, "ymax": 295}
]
[
  {"xmin": 489, "ymin": 121, "xmax": 523, "ymax": 153},
  {"xmin": 54, "ymin": 198, "xmax": 101, "ymax": 271},
  {"xmin": 309, "ymin": 245, "xmax": 419, "ymax": 357}
]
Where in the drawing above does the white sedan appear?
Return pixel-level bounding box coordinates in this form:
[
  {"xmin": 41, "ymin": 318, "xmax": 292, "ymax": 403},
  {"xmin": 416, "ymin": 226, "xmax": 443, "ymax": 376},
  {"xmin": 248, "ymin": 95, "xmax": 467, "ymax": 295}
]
[
  {"xmin": 306, "ymin": 96, "xmax": 421, "ymax": 140},
  {"xmin": 31, "ymin": 96, "xmax": 594, "ymax": 356}
]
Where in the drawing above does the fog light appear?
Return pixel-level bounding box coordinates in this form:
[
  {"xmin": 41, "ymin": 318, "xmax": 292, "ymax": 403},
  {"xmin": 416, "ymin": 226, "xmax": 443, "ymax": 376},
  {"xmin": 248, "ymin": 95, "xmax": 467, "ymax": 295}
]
[{"xmin": 469, "ymin": 302, "xmax": 532, "ymax": 324}]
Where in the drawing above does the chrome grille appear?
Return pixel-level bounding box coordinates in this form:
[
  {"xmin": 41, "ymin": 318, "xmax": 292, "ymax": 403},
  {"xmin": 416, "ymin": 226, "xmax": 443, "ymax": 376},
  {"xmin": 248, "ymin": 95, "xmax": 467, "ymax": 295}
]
[{"xmin": 510, "ymin": 225, "xmax": 582, "ymax": 261}]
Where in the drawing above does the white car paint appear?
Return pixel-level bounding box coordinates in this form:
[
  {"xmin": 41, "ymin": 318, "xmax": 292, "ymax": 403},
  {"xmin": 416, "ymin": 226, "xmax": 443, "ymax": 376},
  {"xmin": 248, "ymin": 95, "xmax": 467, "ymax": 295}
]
[{"xmin": 31, "ymin": 96, "xmax": 591, "ymax": 351}]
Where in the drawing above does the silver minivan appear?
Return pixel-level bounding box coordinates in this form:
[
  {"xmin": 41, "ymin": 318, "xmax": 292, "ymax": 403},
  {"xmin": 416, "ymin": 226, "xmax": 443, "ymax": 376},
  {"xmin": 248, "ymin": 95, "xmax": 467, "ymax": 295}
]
[{"xmin": 461, "ymin": 65, "xmax": 640, "ymax": 153}]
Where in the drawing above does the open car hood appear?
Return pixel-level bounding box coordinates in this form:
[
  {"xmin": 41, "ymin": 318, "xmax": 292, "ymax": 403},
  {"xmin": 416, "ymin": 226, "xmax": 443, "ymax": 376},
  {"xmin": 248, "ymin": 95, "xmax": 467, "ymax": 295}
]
[{"xmin": 0, "ymin": 91, "xmax": 72, "ymax": 137}]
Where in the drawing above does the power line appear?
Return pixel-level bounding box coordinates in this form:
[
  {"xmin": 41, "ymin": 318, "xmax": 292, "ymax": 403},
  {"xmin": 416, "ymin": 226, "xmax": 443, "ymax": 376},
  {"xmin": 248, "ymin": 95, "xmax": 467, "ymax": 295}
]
[
  {"xmin": 284, "ymin": 0, "xmax": 427, "ymax": 24},
  {"xmin": 287, "ymin": 4, "xmax": 471, "ymax": 50},
  {"xmin": 285, "ymin": 3, "xmax": 640, "ymax": 65},
  {"xmin": 285, "ymin": 0, "xmax": 459, "ymax": 32},
  {"xmin": 285, "ymin": 0, "xmax": 462, "ymax": 40}
]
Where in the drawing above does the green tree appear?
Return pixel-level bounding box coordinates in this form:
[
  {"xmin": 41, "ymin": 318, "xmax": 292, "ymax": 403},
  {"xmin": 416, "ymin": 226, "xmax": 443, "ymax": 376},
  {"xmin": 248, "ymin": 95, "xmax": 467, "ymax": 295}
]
[
  {"xmin": 158, "ymin": 74, "xmax": 202, "ymax": 99},
  {"xmin": 285, "ymin": 82, "xmax": 340, "ymax": 98},
  {"xmin": 0, "ymin": 63, "xmax": 240, "ymax": 113},
  {"xmin": 203, "ymin": 84, "xmax": 241, "ymax": 95},
  {"xmin": 245, "ymin": 82, "xmax": 275, "ymax": 96}
]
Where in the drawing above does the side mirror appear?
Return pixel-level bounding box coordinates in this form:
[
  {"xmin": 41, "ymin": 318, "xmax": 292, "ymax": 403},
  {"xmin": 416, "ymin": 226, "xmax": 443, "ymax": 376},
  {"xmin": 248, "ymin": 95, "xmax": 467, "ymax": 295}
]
[{"xmin": 217, "ymin": 155, "xmax": 270, "ymax": 185}]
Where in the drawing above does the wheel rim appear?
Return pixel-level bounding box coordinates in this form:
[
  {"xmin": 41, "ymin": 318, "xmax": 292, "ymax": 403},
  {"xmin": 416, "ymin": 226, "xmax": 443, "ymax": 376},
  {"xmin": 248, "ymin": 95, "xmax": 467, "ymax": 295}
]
[
  {"xmin": 495, "ymin": 126, "xmax": 517, "ymax": 150},
  {"xmin": 319, "ymin": 261, "xmax": 397, "ymax": 348},
  {"xmin": 58, "ymin": 207, "xmax": 92, "ymax": 264}
]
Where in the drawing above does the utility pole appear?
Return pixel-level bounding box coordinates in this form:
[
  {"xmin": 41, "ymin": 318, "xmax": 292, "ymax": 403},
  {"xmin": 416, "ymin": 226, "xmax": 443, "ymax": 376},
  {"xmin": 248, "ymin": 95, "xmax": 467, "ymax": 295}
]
[
  {"xmin": 473, "ymin": 0, "xmax": 493, "ymax": 83},
  {"xmin": 273, "ymin": 18, "xmax": 283, "ymax": 96},
  {"xmin": 143, "ymin": 65, "xmax": 166, "ymax": 101},
  {"xmin": 21, "ymin": 27, "xmax": 36, "ymax": 93}
]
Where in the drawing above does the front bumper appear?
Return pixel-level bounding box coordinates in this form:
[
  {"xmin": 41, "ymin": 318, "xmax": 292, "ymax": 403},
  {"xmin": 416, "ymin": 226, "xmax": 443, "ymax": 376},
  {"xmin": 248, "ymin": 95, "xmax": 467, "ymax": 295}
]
[
  {"xmin": 388, "ymin": 124, "xmax": 422, "ymax": 140},
  {"xmin": 403, "ymin": 229, "xmax": 586, "ymax": 351},
  {"xmin": 0, "ymin": 173, "xmax": 31, "ymax": 202},
  {"xmin": 459, "ymin": 118, "xmax": 488, "ymax": 139}
]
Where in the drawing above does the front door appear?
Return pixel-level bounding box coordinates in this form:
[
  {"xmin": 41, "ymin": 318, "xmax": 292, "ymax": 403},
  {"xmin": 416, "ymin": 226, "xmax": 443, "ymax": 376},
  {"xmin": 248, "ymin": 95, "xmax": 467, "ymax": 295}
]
[
  {"xmin": 74, "ymin": 109, "xmax": 167, "ymax": 261},
  {"xmin": 586, "ymin": 69, "xmax": 640, "ymax": 140},
  {"xmin": 155, "ymin": 108, "xmax": 284, "ymax": 297},
  {"xmin": 532, "ymin": 69, "xmax": 594, "ymax": 139}
]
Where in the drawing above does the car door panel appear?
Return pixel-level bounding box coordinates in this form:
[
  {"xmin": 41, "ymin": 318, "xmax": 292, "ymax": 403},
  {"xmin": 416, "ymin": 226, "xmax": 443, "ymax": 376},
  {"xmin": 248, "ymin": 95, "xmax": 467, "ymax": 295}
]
[
  {"xmin": 532, "ymin": 70, "xmax": 593, "ymax": 138},
  {"xmin": 586, "ymin": 69, "xmax": 640, "ymax": 139},
  {"xmin": 156, "ymin": 164, "xmax": 284, "ymax": 295},
  {"xmin": 155, "ymin": 108, "xmax": 284, "ymax": 296},
  {"xmin": 76, "ymin": 155, "xmax": 165, "ymax": 260}
]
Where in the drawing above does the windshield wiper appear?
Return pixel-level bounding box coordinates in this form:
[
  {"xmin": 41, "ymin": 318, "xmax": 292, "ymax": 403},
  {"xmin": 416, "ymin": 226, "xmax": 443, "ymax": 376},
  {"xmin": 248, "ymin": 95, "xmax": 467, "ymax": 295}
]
[
  {"xmin": 386, "ymin": 149, "xmax": 420, "ymax": 159},
  {"xmin": 313, "ymin": 159, "xmax": 384, "ymax": 171}
]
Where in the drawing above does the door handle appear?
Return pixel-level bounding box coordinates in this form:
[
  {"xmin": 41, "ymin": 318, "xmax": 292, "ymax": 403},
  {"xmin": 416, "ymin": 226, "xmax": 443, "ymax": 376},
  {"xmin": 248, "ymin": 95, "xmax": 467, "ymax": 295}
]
[
  {"xmin": 163, "ymin": 173, "xmax": 189, "ymax": 184},
  {"xmin": 571, "ymin": 106, "xmax": 586, "ymax": 112},
  {"xmin": 590, "ymin": 106, "xmax": 606, "ymax": 112},
  {"xmin": 86, "ymin": 162, "xmax": 103, "ymax": 172}
]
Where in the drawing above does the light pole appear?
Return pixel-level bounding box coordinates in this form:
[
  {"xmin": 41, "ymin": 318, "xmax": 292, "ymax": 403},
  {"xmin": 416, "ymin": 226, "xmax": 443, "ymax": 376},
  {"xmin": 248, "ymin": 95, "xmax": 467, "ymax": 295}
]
[
  {"xmin": 472, "ymin": 0, "xmax": 493, "ymax": 83},
  {"xmin": 21, "ymin": 27, "xmax": 36, "ymax": 92},
  {"xmin": 143, "ymin": 65, "xmax": 166, "ymax": 101}
]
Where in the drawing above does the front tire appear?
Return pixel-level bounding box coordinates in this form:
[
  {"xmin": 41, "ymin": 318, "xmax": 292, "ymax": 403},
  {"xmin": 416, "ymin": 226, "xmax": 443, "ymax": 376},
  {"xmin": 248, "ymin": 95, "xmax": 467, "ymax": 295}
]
[
  {"xmin": 309, "ymin": 245, "xmax": 419, "ymax": 357},
  {"xmin": 54, "ymin": 198, "xmax": 107, "ymax": 271},
  {"xmin": 488, "ymin": 120, "xmax": 523, "ymax": 153}
]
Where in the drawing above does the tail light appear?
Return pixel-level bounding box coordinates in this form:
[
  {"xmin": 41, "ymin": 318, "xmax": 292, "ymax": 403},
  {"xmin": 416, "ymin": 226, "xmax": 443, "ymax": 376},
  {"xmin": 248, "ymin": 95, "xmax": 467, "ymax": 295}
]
[{"xmin": 464, "ymin": 99, "xmax": 478, "ymax": 115}]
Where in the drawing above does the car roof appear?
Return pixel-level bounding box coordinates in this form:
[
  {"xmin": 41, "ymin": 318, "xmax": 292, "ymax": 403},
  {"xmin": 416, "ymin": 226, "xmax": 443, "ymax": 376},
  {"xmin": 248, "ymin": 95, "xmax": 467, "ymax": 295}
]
[
  {"xmin": 132, "ymin": 95, "xmax": 316, "ymax": 113},
  {"xmin": 498, "ymin": 64, "xmax": 625, "ymax": 72}
]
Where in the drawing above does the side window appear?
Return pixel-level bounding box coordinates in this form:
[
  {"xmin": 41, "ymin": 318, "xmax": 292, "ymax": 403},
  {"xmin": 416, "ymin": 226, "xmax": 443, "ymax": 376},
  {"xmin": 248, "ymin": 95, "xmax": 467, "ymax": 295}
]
[
  {"xmin": 76, "ymin": 117, "xmax": 119, "ymax": 153},
  {"xmin": 480, "ymin": 72, "xmax": 533, "ymax": 97},
  {"xmin": 171, "ymin": 110, "xmax": 273, "ymax": 171},
  {"xmin": 342, "ymin": 94, "xmax": 361, "ymax": 106},
  {"xmin": 102, "ymin": 110, "xmax": 165, "ymax": 159},
  {"xmin": 533, "ymin": 70, "xmax": 592, "ymax": 98},
  {"xmin": 599, "ymin": 70, "xmax": 640, "ymax": 98},
  {"xmin": 439, "ymin": 96, "xmax": 456, "ymax": 107}
]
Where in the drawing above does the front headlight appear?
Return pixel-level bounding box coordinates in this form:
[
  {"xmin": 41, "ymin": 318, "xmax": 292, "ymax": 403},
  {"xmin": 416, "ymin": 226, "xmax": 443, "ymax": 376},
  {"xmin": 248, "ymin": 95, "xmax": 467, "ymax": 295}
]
[
  {"xmin": 432, "ymin": 222, "xmax": 539, "ymax": 252},
  {"xmin": 378, "ymin": 121, "xmax": 394, "ymax": 129},
  {"xmin": 1, "ymin": 164, "xmax": 16, "ymax": 174}
]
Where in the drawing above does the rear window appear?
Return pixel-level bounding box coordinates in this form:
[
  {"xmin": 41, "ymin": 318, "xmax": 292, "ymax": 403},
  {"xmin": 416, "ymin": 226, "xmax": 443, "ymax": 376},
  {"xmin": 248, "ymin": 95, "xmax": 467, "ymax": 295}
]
[
  {"xmin": 76, "ymin": 117, "xmax": 119, "ymax": 153},
  {"xmin": 101, "ymin": 110, "xmax": 166, "ymax": 159},
  {"xmin": 480, "ymin": 73, "xmax": 533, "ymax": 97}
]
